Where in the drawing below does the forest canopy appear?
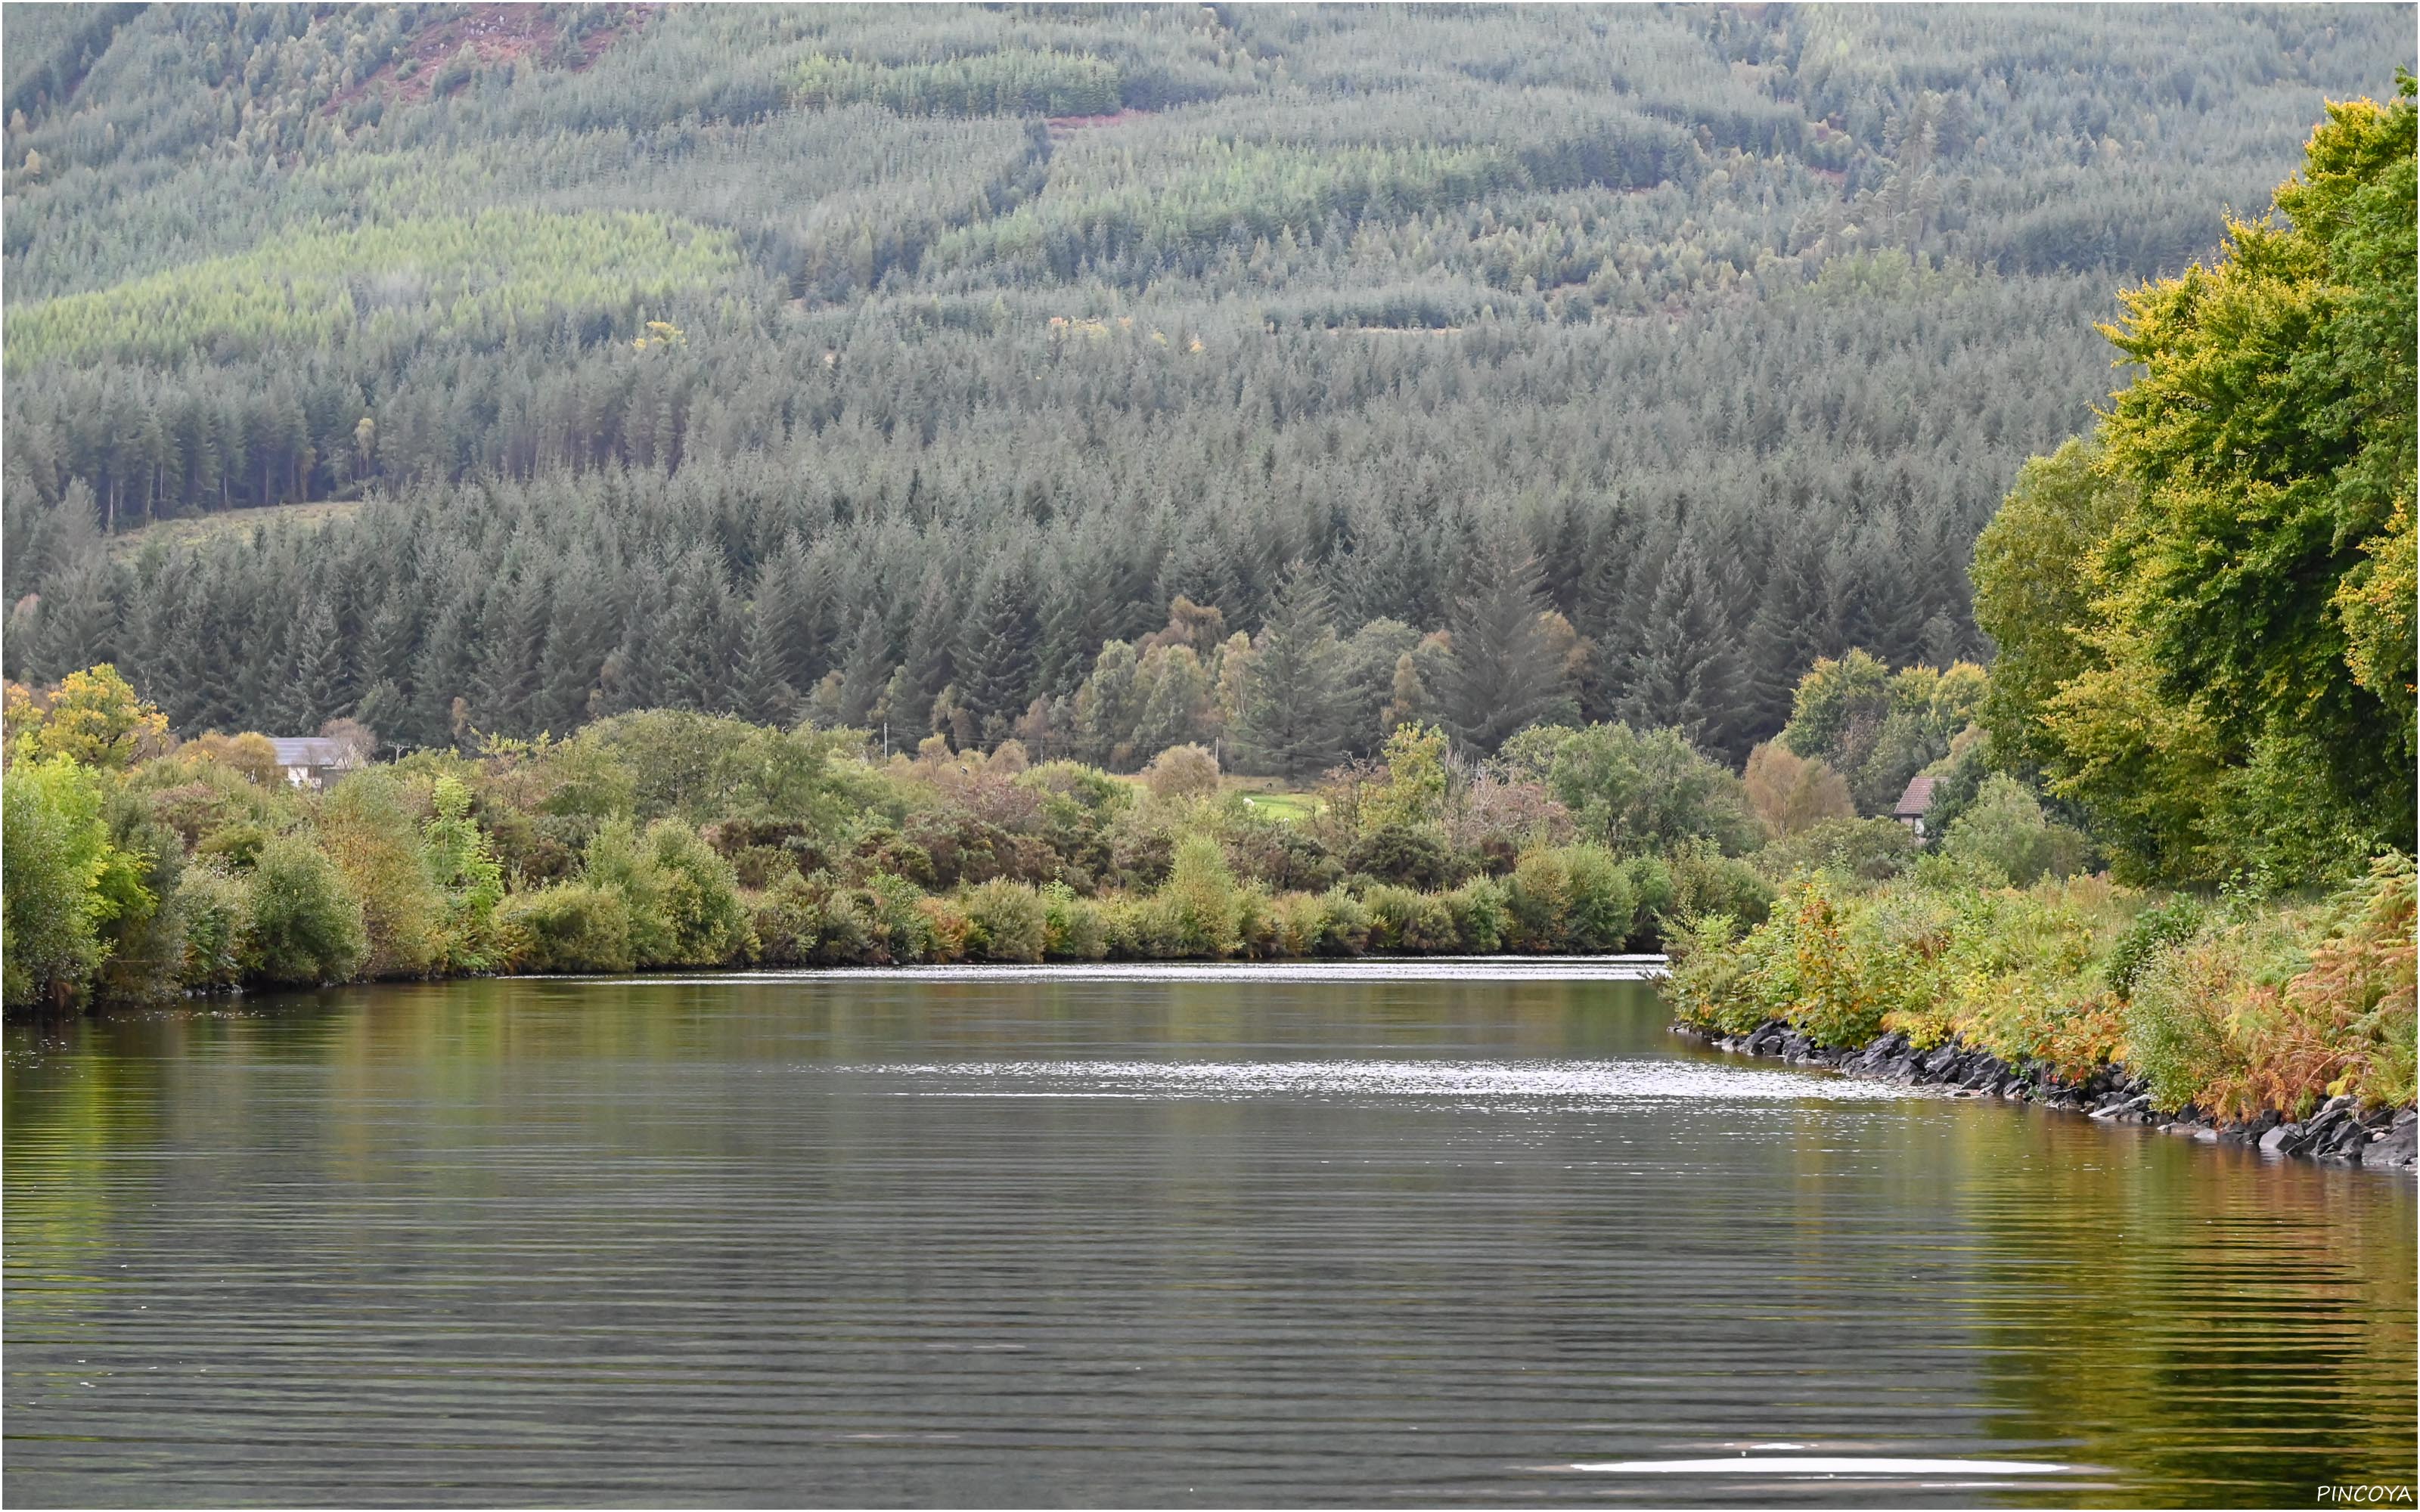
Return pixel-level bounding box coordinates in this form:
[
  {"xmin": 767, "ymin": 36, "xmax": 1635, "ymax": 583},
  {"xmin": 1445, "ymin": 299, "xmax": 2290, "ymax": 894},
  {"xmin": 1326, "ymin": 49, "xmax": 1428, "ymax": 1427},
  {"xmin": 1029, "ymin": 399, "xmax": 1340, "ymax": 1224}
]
[{"xmin": 2, "ymin": 3, "xmax": 2411, "ymax": 766}]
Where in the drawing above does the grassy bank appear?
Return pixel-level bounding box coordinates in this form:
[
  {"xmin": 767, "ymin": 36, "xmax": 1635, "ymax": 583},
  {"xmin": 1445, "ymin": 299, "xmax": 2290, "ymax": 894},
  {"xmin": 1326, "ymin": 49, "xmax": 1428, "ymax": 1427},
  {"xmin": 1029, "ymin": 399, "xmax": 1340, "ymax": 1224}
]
[{"xmin": 1666, "ymin": 857, "xmax": 2416, "ymax": 1121}]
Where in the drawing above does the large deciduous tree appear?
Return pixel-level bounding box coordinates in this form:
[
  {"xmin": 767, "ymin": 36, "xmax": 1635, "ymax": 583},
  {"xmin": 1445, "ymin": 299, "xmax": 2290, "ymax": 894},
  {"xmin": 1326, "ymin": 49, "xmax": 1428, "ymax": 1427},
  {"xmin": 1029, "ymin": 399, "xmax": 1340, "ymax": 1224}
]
[{"xmin": 1973, "ymin": 79, "xmax": 2418, "ymax": 883}]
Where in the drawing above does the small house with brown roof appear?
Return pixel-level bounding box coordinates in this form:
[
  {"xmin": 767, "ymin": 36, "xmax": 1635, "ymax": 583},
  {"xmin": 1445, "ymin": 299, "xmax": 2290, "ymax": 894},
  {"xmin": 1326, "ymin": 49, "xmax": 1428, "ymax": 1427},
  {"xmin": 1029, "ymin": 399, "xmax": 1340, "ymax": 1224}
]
[{"xmin": 1893, "ymin": 775, "xmax": 1938, "ymax": 838}]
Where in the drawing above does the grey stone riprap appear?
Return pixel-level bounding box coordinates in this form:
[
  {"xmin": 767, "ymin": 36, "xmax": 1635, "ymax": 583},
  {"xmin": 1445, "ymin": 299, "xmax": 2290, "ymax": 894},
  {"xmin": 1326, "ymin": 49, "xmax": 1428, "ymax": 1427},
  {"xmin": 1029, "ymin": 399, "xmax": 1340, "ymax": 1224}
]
[{"xmin": 1680, "ymin": 1020, "xmax": 2418, "ymax": 1174}]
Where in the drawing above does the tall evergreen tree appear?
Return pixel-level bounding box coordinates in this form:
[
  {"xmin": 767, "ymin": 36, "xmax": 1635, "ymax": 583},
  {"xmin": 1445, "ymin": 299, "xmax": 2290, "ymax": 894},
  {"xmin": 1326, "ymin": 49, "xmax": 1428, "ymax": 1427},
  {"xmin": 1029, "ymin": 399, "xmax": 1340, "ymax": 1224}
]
[
  {"xmin": 836, "ymin": 606, "xmax": 892, "ymax": 728},
  {"xmin": 1234, "ymin": 559, "xmax": 1345, "ymax": 778},
  {"xmin": 1618, "ymin": 533, "xmax": 1745, "ymax": 759},
  {"xmin": 280, "ymin": 590, "xmax": 349, "ymax": 732},
  {"xmin": 892, "ymin": 565, "xmax": 957, "ymax": 736},
  {"xmin": 1436, "ymin": 541, "xmax": 1567, "ymax": 753},
  {"xmin": 955, "ymin": 565, "xmax": 1036, "ymax": 745},
  {"xmin": 474, "ymin": 559, "xmax": 552, "ymax": 735},
  {"xmin": 731, "ymin": 604, "xmax": 800, "ymax": 729}
]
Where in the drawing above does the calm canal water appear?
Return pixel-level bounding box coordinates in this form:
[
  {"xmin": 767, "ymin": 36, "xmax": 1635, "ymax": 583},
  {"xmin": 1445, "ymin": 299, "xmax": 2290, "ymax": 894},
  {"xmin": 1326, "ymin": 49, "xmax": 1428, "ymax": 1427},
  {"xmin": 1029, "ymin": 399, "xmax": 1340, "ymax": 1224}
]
[{"xmin": 5, "ymin": 966, "xmax": 2413, "ymax": 1507}]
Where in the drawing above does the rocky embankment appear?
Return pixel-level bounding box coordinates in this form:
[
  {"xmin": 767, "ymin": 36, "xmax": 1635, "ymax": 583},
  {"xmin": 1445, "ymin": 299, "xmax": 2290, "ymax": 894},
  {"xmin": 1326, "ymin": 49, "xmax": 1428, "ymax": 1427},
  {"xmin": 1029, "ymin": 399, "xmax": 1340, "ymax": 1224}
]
[{"xmin": 1684, "ymin": 1019, "xmax": 2418, "ymax": 1173}]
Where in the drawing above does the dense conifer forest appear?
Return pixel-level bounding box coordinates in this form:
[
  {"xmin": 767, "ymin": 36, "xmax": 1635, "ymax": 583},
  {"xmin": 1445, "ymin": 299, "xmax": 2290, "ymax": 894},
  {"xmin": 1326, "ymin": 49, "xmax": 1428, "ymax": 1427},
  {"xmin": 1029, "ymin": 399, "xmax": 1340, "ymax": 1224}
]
[{"xmin": 2, "ymin": 3, "xmax": 2410, "ymax": 764}]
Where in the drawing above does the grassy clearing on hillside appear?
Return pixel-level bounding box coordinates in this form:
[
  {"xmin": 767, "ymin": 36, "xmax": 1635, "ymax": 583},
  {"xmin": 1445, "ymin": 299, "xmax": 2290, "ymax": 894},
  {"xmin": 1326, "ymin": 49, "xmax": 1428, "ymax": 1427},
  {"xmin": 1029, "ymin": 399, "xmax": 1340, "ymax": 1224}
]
[
  {"xmin": 7, "ymin": 209, "xmax": 741, "ymax": 370},
  {"xmin": 106, "ymin": 502, "xmax": 364, "ymax": 558}
]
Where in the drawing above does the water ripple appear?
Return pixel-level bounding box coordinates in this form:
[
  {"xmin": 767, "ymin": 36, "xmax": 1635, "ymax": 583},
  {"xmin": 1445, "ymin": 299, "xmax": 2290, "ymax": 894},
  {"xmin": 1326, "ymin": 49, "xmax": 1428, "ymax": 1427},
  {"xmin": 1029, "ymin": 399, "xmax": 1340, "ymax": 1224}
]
[{"xmin": 872, "ymin": 1056, "xmax": 1916, "ymax": 1103}]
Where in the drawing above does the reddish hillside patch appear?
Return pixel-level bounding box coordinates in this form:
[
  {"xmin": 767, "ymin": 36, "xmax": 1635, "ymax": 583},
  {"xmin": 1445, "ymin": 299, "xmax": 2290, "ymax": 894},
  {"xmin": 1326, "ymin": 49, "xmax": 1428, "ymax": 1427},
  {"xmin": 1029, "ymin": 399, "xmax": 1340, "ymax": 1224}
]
[{"xmin": 327, "ymin": 4, "xmax": 650, "ymax": 115}]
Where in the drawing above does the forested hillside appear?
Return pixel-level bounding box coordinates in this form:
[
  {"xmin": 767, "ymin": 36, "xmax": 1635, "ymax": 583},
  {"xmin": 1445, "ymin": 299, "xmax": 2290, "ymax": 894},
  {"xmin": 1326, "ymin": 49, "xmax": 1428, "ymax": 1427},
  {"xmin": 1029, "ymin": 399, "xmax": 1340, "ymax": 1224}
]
[{"xmin": 3, "ymin": 3, "xmax": 2408, "ymax": 763}]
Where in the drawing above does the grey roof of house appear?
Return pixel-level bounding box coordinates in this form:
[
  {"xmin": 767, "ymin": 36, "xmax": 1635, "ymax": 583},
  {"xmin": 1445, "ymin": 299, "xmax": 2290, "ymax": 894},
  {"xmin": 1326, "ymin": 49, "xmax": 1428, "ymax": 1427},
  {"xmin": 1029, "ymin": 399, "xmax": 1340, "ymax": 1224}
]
[
  {"xmin": 268, "ymin": 737, "xmax": 349, "ymax": 767},
  {"xmin": 1894, "ymin": 774, "xmax": 1938, "ymax": 816}
]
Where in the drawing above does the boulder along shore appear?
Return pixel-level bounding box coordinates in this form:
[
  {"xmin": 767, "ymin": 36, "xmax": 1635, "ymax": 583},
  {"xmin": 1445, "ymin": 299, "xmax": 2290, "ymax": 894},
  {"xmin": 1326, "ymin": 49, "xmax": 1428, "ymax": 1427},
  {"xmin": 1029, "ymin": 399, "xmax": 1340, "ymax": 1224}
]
[{"xmin": 1680, "ymin": 1020, "xmax": 2418, "ymax": 1174}]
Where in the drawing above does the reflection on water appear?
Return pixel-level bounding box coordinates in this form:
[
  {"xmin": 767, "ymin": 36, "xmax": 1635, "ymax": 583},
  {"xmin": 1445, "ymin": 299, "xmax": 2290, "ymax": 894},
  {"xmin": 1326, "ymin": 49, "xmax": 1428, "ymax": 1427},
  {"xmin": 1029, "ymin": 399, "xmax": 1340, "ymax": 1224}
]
[
  {"xmin": 5, "ymin": 973, "xmax": 2412, "ymax": 1508},
  {"xmin": 870, "ymin": 1056, "xmax": 1917, "ymax": 1101}
]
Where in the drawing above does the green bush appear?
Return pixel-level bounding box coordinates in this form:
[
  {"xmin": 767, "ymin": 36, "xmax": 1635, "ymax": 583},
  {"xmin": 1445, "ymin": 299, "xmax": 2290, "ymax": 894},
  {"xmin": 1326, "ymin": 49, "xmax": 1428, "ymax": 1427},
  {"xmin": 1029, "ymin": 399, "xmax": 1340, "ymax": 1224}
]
[
  {"xmin": 498, "ymin": 882, "xmax": 634, "ymax": 973},
  {"xmin": 1345, "ymin": 822, "xmax": 1461, "ymax": 890},
  {"xmin": 1504, "ymin": 847, "xmax": 1574, "ymax": 950},
  {"xmin": 582, "ymin": 817, "xmax": 750, "ymax": 967},
  {"xmin": 1620, "ymin": 854, "xmax": 1674, "ymax": 937},
  {"xmin": 1753, "ymin": 816, "xmax": 1918, "ymax": 885},
  {"xmin": 1272, "ymin": 888, "xmax": 1369, "ymax": 956},
  {"xmin": 811, "ymin": 885, "xmax": 880, "ymax": 965},
  {"xmin": 1663, "ymin": 912, "xmax": 1761, "ymax": 1034},
  {"xmin": 2121, "ymin": 934, "xmax": 2246, "ymax": 1111},
  {"xmin": 1444, "ymin": 877, "xmax": 1506, "ymax": 953},
  {"xmin": 1662, "ymin": 841, "xmax": 1775, "ymax": 933},
  {"xmin": 644, "ymin": 820, "xmax": 752, "ymax": 967},
  {"xmin": 964, "ymin": 878, "xmax": 1047, "ymax": 962},
  {"xmin": 1540, "ymin": 723, "xmax": 1760, "ymax": 855},
  {"xmin": 1363, "ymin": 884, "xmax": 1459, "ymax": 953},
  {"xmin": 173, "ymin": 866, "xmax": 251, "ymax": 990},
  {"xmin": 319, "ymin": 770, "xmax": 445, "ymax": 978},
  {"xmin": 244, "ymin": 834, "xmax": 368, "ymax": 986},
  {"xmin": 749, "ymin": 873, "xmax": 823, "ymax": 966},
  {"xmin": 1939, "ymin": 774, "xmax": 2095, "ymax": 886},
  {"xmin": 3, "ymin": 757, "xmax": 138, "ymax": 1007},
  {"xmin": 1157, "ymin": 833, "xmax": 1243, "ymax": 956},
  {"xmin": 2105, "ymin": 894, "xmax": 2207, "ymax": 1001},
  {"xmin": 864, "ymin": 872, "xmax": 939, "ymax": 963},
  {"xmin": 95, "ymin": 784, "xmax": 188, "ymax": 1004},
  {"xmin": 424, "ymin": 775, "xmax": 506, "ymax": 972},
  {"xmin": 1041, "ymin": 882, "xmax": 1109, "ymax": 960},
  {"xmin": 1562, "ymin": 845, "xmax": 1638, "ymax": 951}
]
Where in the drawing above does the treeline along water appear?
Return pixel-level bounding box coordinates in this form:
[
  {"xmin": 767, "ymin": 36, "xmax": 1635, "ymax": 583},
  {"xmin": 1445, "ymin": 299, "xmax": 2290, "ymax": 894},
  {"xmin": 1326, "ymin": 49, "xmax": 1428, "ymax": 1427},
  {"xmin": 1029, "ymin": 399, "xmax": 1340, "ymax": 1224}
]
[{"xmin": 5, "ymin": 971, "xmax": 2412, "ymax": 1506}]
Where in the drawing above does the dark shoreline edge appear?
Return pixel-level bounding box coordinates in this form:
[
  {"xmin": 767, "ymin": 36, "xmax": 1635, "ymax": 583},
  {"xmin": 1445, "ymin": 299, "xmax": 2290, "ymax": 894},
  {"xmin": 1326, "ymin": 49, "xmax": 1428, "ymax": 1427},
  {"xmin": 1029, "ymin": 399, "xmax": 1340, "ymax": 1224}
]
[{"xmin": 1675, "ymin": 1019, "xmax": 2419, "ymax": 1175}]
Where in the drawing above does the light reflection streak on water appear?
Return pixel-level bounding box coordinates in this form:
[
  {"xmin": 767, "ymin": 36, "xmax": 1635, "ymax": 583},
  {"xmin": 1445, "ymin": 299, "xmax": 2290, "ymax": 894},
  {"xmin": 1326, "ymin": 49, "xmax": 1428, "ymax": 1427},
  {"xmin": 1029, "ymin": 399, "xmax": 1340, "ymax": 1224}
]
[
  {"xmin": 579, "ymin": 957, "xmax": 1668, "ymax": 987},
  {"xmin": 872, "ymin": 1057, "xmax": 1918, "ymax": 1102}
]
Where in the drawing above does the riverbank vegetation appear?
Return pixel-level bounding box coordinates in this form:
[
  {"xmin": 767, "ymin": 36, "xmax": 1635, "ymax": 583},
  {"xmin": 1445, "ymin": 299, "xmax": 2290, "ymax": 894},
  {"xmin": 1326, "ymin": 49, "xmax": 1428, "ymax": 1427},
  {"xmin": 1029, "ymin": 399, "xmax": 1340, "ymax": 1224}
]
[
  {"xmin": 7, "ymin": 657, "xmax": 1810, "ymax": 1004},
  {"xmin": 1671, "ymin": 82, "xmax": 2418, "ymax": 1125}
]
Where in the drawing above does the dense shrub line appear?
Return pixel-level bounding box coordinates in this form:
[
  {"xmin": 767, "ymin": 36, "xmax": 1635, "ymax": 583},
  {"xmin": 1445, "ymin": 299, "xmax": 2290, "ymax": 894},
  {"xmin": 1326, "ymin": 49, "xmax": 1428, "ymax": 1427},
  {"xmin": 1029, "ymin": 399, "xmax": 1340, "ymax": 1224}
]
[
  {"xmin": 1666, "ymin": 859, "xmax": 2417, "ymax": 1120},
  {"xmin": 6, "ymin": 669, "xmax": 1813, "ymax": 1006}
]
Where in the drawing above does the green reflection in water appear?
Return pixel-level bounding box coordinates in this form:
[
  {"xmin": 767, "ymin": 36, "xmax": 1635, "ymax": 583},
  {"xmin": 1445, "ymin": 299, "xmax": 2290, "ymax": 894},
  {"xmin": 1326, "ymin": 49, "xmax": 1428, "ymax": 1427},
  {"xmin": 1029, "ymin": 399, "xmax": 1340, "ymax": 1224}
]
[{"xmin": 3, "ymin": 974, "xmax": 2410, "ymax": 1509}]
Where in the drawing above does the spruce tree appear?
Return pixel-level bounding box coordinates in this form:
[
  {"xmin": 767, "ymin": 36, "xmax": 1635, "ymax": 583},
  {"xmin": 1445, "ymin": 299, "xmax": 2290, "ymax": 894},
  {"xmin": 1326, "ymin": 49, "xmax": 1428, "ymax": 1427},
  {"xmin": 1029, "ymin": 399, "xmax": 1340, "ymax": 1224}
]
[
  {"xmin": 1617, "ymin": 533, "xmax": 1745, "ymax": 758},
  {"xmin": 473, "ymin": 561, "xmax": 551, "ymax": 735},
  {"xmin": 836, "ymin": 606, "xmax": 892, "ymax": 727},
  {"xmin": 893, "ymin": 566, "xmax": 957, "ymax": 736},
  {"xmin": 278, "ymin": 592, "xmax": 350, "ymax": 731},
  {"xmin": 1235, "ymin": 560, "xmax": 1345, "ymax": 779},
  {"xmin": 955, "ymin": 566, "xmax": 1036, "ymax": 746},
  {"xmin": 659, "ymin": 547, "xmax": 740, "ymax": 714},
  {"xmin": 1436, "ymin": 541, "xmax": 1567, "ymax": 754},
  {"xmin": 750, "ymin": 538, "xmax": 821, "ymax": 695},
  {"xmin": 731, "ymin": 604, "xmax": 800, "ymax": 728},
  {"xmin": 537, "ymin": 560, "xmax": 619, "ymax": 733}
]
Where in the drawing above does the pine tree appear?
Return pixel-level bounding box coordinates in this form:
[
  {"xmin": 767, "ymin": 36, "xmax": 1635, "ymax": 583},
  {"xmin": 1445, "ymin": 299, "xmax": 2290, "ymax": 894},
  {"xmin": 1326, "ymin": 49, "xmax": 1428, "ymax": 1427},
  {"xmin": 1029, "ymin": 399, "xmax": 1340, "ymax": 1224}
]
[
  {"xmin": 474, "ymin": 559, "xmax": 551, "ymax": 735},
  {"xmin": 537, "ymin": 559, "xmax": 619, "ymax": 733},
  {"xmin": 659, "ymin": 547, "xmax": 740, "ymax": 713},
  {"xmin": 29, "ymin": 553, "xmax": 119, "ymax": 682},
  {"xmin": 1617, "ymin": 533, "xmax": 1745, "ymax": 758},
  {"xmin": 281, "ymin": 590, "xmax": 348, "ymax": 731},
  {"xmin": 893, "ymin": 565, "xmax": 957, "ymax": 736},
  {"xmin": 731, "ymin": 604, "xmax": 799, "ymax": 727},
  {"xmin": 599, "ymin": 572, "xmax": 666, "ymax": 717},
  {"xmin": 1436, "ymin": 541, "xmax": 1568, "ymax": 753},
  {"xmin": 1234, "ymin": 560, "xmax": 1345, "ymax": 778},
  {"xmin": 955, "ymin": 566, "xmax": 1036, "ymax": 745},
  {"xmin": 411, "ymin": 587, "xmax": 484, "ymax": 743},
  {"xmin": 750, "ymin": 537, "xmax": 821, "ymax": 694},
  {"xmin": 836, "ymin": 606, "xmax": 892, "ymax": 727}
]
